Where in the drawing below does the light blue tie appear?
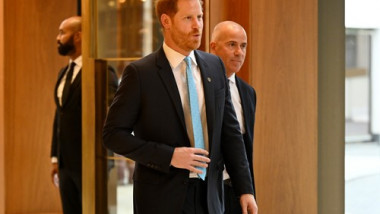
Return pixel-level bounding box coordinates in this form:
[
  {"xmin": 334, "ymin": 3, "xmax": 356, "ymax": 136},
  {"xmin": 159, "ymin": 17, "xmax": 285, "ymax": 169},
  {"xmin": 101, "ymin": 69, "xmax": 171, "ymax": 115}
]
[{"xmin": 185, "ymin": 56, "xmax": 207, "ymax": 180}]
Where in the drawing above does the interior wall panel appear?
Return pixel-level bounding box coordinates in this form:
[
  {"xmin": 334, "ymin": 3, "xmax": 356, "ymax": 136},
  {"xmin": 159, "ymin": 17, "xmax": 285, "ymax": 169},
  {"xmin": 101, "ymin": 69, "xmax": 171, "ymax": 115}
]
[
  {"xmin": 250, "ymin": 0, "xmax": 319, "ymax": 213},
  {"xmin": 0, "ymin": 0, "xmax": 5, "ymax": 212},
  {"xmin": 210, "ymin": 0, "xmax": 320, "ymax": 212},
  {"xmin": 3, "ymin": 0, "xmax": 76, "ymax": 213}
]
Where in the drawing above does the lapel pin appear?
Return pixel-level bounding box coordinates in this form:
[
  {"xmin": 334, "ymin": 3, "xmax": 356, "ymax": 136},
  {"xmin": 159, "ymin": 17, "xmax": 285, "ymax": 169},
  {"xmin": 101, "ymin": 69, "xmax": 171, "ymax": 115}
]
[{"xmin": 207, "ymin": 77, "xmax": 211, "ymax": 82}]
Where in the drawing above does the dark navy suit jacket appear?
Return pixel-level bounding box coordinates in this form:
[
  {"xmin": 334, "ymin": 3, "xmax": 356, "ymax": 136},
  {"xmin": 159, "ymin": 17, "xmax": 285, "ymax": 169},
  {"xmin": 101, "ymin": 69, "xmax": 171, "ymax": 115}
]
[
  {"xmin": 235, "ymin": 75, "xmax": 257, "ymax": 196},
  {"xmin": 103, "ymin": 47, "xmax": 253, "ymax": 214},
  {"xmin": 51, "ymin": 65, "xmax": 82, "ymax": 173}
]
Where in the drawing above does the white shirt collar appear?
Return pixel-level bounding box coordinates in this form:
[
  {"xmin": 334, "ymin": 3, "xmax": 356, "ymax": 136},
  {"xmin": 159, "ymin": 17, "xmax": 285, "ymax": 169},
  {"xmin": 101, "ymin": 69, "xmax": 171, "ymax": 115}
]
[
  {"xmin": 69, "ymin": 55, "xmax": 82, "ymax": 69},
  {"xmin": 228, "ymin": 73, "xmax": 236, "ymax": 84},
  {"xmin": 163, "ymin": 42, "xmax": 197, "ymax": 69}
]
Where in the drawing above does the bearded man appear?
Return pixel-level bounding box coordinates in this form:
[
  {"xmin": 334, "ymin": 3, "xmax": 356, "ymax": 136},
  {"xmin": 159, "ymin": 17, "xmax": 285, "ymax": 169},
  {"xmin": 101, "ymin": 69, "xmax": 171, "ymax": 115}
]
[
  {"xmin": 103, "ymin": 1, "xmax": 258, "ymax": 213},
  {"xmin": 50, "ymin": 16, "xmax": 83, "ymax": 214}
]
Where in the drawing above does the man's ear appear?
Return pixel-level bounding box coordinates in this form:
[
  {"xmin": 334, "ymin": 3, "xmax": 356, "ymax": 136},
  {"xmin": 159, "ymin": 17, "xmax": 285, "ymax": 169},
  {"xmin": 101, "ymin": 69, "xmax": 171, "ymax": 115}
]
[
  {"xmin": 161, "ymin": 14, "xmax": 171, "ymax": 30},
  {"xmin": 210, "ymin": 42, "xmax": 216, "ymax": 53},
  {"xmin": 74, "ymin": 31, "xmax": 82, "ymax": 43}
]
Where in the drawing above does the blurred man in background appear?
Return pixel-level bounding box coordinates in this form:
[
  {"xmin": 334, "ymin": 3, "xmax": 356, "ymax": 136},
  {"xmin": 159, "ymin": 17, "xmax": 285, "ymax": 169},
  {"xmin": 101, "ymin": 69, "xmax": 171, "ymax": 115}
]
[{"xmin": 211, "ymin": 21, "xmax": 257, "ymax": 214}]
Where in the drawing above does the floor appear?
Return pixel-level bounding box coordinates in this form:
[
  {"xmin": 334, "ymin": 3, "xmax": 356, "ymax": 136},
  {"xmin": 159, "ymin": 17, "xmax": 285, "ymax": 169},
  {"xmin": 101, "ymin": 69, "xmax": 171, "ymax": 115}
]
[
  {"xmin": 345, "ymin": 141, "xmax": 380, "ymax": 214},
  {"xmin": 116, "ymin": 185, "xmax": 133, "ymax": 214}
]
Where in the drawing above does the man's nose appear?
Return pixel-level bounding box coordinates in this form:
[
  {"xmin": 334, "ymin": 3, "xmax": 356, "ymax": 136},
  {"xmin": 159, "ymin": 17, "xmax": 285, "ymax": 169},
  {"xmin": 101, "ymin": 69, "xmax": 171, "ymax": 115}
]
[
  {"xmin": 193, "ymin": 19, "xmax": 202, "ymax": 29},
  {"xmin": 235, "ymin": 46, "xmax": 244, "ymax": 55}
]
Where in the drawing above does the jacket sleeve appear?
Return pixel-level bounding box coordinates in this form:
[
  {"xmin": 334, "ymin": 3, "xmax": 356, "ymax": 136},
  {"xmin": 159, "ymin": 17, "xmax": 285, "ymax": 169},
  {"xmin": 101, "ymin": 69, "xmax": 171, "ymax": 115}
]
[
  {"xmin": 220, "ymin": 62, "xmax": 254, "ymax": 196},
  {"xmin": 102, "ymin": 63, "xmax": 174, "ymax": 173},
  {"xmin": 50, "ymin": 109, "xmax": 58, "ymax": 158}
]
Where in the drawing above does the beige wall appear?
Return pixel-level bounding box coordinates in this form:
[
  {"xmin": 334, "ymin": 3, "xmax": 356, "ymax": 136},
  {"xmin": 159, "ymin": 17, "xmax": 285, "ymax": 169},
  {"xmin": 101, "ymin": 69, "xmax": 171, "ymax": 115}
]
[{"xmin": 0, "ymin": 0, "xmax": 76, "ymax": 213}]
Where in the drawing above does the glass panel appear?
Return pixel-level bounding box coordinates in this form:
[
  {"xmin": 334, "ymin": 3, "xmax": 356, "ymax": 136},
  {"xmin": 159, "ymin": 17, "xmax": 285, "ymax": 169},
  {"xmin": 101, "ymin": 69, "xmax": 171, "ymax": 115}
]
[
  {"xmin": 345, "ymin": 28, "xmax": 380, "ymax": 213},
  {"xmin": 345, "ymin": 29, "xmax": 371, "ymax": 142},
  {"xmin": 104, "ymin": 59, "xmax": 138, "ymax": 214},
  {"xmin": 97, "ymin": 0, "xmax": 163, "ymax": 58},
  {"xmin": 96, "ymin": 0, "xmax": 163, "ymax": 212},
  {"xmin": 107, "ymin": 155, "xmax": 134, "ymax": 214}
]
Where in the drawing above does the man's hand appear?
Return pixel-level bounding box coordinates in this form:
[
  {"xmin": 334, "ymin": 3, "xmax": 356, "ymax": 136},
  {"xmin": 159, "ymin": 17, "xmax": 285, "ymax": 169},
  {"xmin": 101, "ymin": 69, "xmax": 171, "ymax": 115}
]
[
  {"xmin": 170, "ymin": 147, "xmax": 210, "ymax": 174},
  {"xmin": 240, "ymin": 194, "xmax": 258, "ymax": 214},
  {"xmin": 51, "ymin": 163, "xmax": 59, "ymax": 186}
]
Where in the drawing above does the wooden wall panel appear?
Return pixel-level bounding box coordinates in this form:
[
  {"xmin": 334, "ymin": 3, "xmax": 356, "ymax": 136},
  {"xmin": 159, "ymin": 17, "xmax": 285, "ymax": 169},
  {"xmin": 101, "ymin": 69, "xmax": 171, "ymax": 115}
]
[
  {"xmin": 81, "ymin": 1, "xmax": 96, "ymax": 213},
  {"xmin": 0, "ymin": 0, "xmax": 5, "ymax": 213},
  {"xmin": 3, "ymin": 0, "xmax": 76, "ymax": 213},
  {"xmin": 250, "ymin": 0, "xmax": 319, "ymax": 213}
]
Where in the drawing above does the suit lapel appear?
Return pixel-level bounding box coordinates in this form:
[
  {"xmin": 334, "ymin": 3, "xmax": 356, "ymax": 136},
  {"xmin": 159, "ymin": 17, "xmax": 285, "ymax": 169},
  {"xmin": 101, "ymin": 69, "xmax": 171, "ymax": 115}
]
[
  {"xmin": 194, "ymin": 51, "xmax": 215, "ymax": 149},
  {"xmin": 236, "ymin": 77, "xmax": 252, "ymax": 133},
  {"xmin": 62, "ymin": 69, "xmax": 81, "ymax": 107},
  {"xmin": 54, "ymin": 66, "xmax": 68, "ymax": 109},
  {"xmin": 156, "ymin": 48, "xmax": 187, "ymax": 133},
  {"xmin": 156, "ymin": 48, "xmax": 218, "ymax": 148},
  {"xmin": 70, "ymin": 69, "xmax": 81, "ymax": 91}
]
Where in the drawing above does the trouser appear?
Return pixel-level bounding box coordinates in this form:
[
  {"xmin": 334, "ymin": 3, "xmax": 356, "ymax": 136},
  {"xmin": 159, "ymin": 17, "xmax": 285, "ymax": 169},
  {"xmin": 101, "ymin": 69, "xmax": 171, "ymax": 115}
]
[
  {"xmin": 224, "ymin": 179, "xmax": 242, "ymax": 214},
  {"xmin": 59, "ymin": 168, "xmax": 82, "ymax": 214}
]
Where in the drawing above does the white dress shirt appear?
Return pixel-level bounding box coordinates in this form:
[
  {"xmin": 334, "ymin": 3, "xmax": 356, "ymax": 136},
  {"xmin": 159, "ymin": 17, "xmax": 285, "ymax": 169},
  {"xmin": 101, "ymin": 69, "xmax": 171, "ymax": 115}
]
[
  {"xmin": 223, "ymin": 73, "xmax": 246, "ymax": 180},
  {"xmin": 57, "ymin": 56, "xmax": 82, "ymax": 106},
  {"xmin": 228, "ymin": 73, "xmax": 245, "ymax": 134},
  {"xmin": 52, "ymin": 56, "xmax": 82, "ymax": 163},
  {"xmin": 163, "ymin": 43, "xmax": 209, "ymax": 178}
]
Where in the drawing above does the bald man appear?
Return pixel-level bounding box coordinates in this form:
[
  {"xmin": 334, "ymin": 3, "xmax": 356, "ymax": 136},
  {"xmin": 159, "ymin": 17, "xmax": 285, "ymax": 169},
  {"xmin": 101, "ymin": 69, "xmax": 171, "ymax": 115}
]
[
  {"xmin": 50, "ymin": 16, "xmax": 84, "ymax": 214},
  {"xmin": 50, "ymin": 15, "xmax": 119, "ymax": 214},
  {"xmin": 210, "ymin": 21, "xmax": 257, "ymax": 214}
]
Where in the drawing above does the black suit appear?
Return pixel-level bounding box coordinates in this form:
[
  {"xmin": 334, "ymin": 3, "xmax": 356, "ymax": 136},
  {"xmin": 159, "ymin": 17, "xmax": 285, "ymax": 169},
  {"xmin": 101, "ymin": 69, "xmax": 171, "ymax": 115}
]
[
  {"xmin": 103, "ymin": 47, "xmax": 253, "ymax": 214},
  {"xmin": 236, "ymin": 76, "xmax": 256, "ymax": 192},
  {"xmin": 51, "ymin": 64, "xmax": 82, "ymax": 214},
  {"xmin": 224, "ymin": 76, "xmax": 257, "ymax": 214},
  {"xmin": 51, "ymin": 62, "xmax": 118, "ymax": 214}
]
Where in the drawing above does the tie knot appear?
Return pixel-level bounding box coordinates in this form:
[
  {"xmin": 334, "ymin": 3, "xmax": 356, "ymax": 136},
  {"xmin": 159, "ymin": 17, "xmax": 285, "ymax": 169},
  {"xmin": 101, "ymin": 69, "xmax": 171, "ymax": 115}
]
[
  {"xmin": 69, "ymin": 62, "xmax": 76, "ymax": 69},
  {"xmin": 184, "ymin": 56, "xmax": 191, "ymax": 67}
]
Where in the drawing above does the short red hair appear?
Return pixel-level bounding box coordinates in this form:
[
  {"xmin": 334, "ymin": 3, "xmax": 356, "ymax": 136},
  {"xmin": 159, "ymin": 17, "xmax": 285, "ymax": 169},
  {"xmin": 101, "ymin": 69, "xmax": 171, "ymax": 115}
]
[{"xmin": 155, "ymin": 0, "xmax": 204, "ymax": 26}]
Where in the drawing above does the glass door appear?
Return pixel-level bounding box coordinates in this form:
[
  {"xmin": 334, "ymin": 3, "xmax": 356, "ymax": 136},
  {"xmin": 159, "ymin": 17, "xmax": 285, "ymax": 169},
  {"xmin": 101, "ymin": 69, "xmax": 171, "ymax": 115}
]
[
  {"xmin": 96, "ymin": 0, "xmax": 162, "ymax": 213},
  {"xmin": 82, "ymin": 0, "xmax": 210, "ymax": 213},
  {"xmin": 345, "ymin": 1, "xmax": 380, "ymax": 211}
]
